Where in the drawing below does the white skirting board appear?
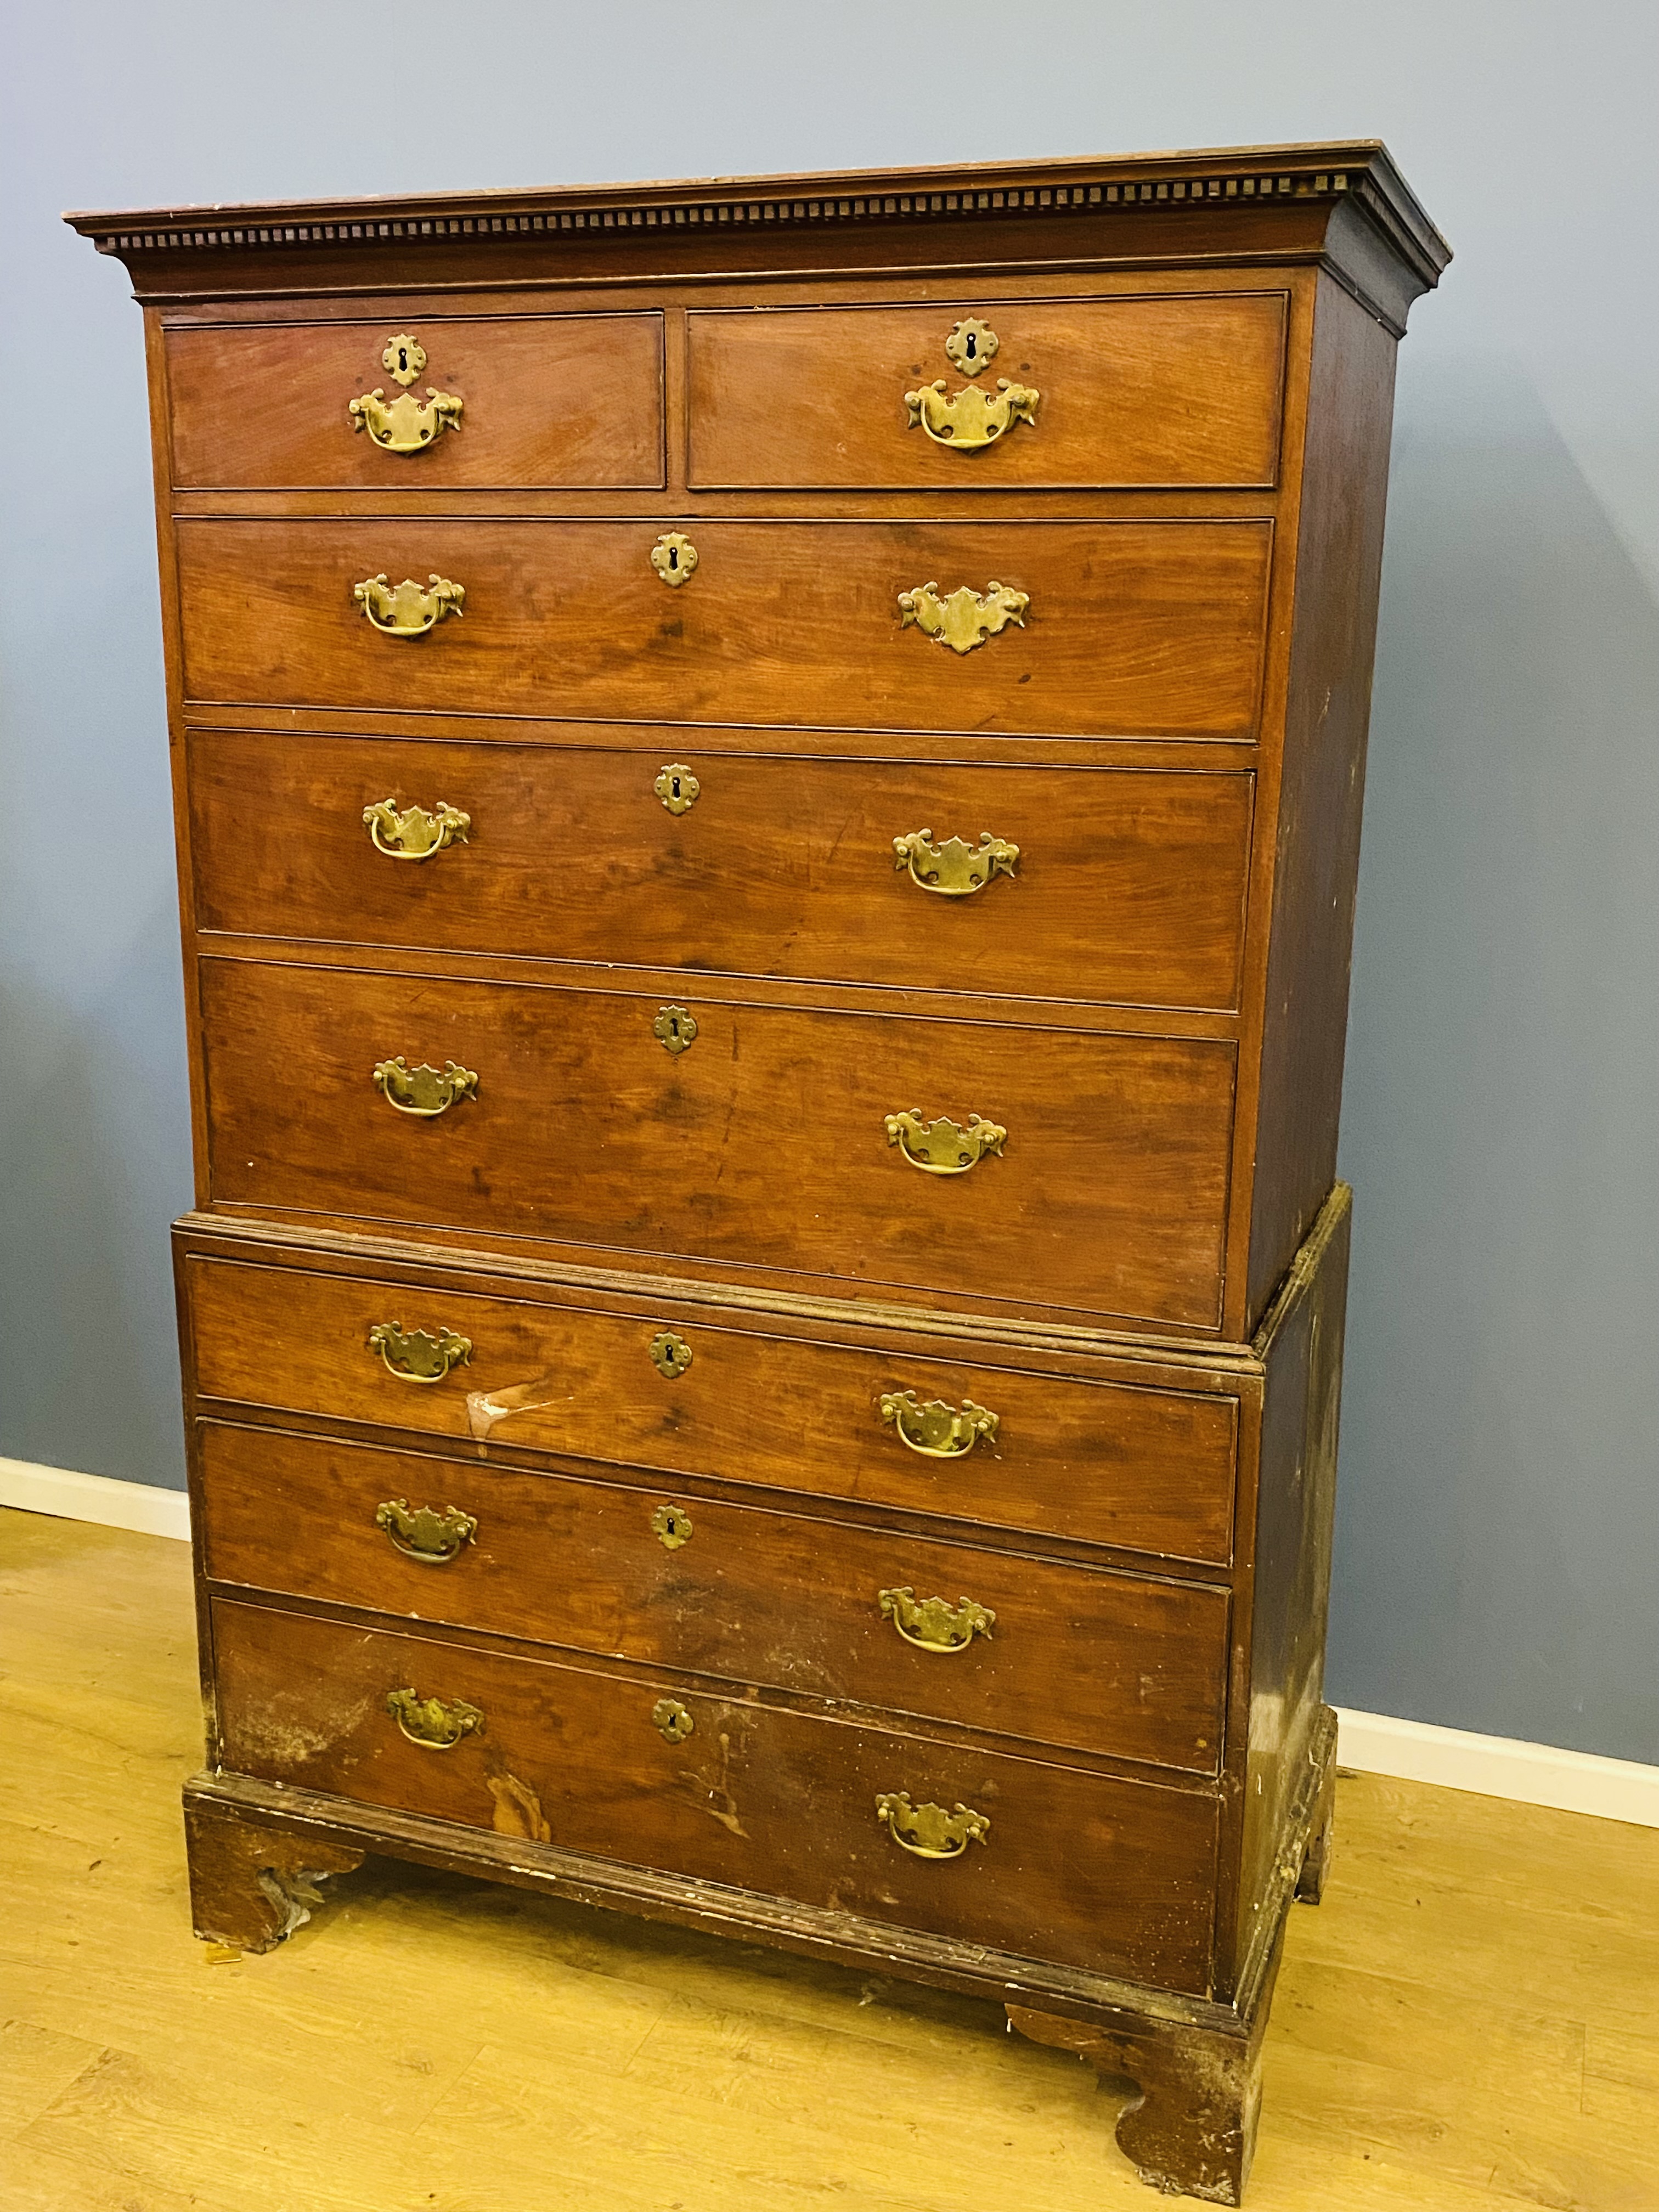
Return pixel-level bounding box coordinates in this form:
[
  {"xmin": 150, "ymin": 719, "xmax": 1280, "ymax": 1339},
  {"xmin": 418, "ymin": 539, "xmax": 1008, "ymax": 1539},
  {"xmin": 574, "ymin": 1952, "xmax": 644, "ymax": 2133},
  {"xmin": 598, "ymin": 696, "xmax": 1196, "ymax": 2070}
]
[
  {"xmin": 0, "ymin": 1456, "xmax": 191, "ymax": 1542},
  {"xmin": 2, "ymin": 1456, "xmax": 1654, "ymax": 1830}
]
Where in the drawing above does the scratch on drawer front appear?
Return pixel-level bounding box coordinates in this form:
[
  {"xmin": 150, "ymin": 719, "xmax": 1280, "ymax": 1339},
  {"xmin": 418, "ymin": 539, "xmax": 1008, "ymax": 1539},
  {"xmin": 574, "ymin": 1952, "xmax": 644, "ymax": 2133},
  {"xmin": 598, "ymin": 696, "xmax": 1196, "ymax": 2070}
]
[
  {"xmin": 488, "ymin": 1771, "xmax": 552, "ymax": 1842},
  {"xmin": 464, "ymin": 1373, "xmax": 566, "ymax": 1439}
]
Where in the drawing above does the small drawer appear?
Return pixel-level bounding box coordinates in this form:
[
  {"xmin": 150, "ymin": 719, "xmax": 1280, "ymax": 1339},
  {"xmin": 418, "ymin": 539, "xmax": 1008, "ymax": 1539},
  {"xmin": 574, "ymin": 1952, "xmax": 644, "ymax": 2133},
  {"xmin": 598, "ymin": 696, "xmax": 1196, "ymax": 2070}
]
[
  {"xmin": 174, "ymin": 516, "xmax": 1272, "ymax": 742},
  {"xmin": 210, "ymin": 1596, "xmax": 1220, "ymax": 1991},
  {"xmin": 183, "ymin": 1254, "xmax": 1239, "ymax": 1566},
  {"xmin": 688, "ymin": 292, "xmax": 1287, "ymax": 490},
  {"xmin": 165, "ymin": 313, "xmax": 665, "ymax": 489},
  {"xmin": 197, "ymin": 956, "xmax": 1237, "ymax": 1330},
  {"xmin": 196, "ymin": 1421, "xmax": 1231, "ymax": 1773},
  {"xmin": 189, "ymin": 729, "xmax": 1255, "ymax": 1015}
]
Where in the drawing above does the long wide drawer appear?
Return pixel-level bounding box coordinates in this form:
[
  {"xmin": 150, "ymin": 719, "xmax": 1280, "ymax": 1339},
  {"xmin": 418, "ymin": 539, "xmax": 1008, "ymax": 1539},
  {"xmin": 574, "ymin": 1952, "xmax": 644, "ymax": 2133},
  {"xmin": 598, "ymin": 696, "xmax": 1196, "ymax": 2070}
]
[
  {"xmin": 166, "ymin": 312, "xmax": 667, "ymax": 490},
  {"xmin": 210, "ymin": 1597, "xmax": 1220, "ymax": 1991},
  {"xmin": 198, "ymin": 957, "xmax": 1236, "ymax": 1328},
  {"xmin": 189, "ymin": 730, "xmax": 1256, "ymax": 1014},
  {"xmin": 687, "ymin": 292, "xmax": 1287, "ymax": 490},
  {"xmin": 196, "ymin": 1421, "xmax": 1230, "ymax": 1773},
  {"xmin": 174, "ymin": 516, "xmax": 1272, "ymax": 740},
  {"xmin": 184, "ymin": 1254, "xmax": 1240, "ymax": 1565}
]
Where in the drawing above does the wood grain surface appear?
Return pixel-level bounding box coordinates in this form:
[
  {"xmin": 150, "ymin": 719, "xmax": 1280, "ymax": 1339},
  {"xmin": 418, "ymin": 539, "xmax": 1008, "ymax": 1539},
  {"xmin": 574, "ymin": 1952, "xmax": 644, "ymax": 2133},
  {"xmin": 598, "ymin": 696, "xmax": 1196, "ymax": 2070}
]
[
  {"xmin": 686, "ymin": 292, "xmax": 1286, "ymax": 489},
  {"xmin": 208, "ymin": 1594, "xmax": 1220, "ymax": 1989},
  {"xmin": 173, "ymin": 516, "xmax": 1273, "ymax": 740},
  {"xmin": 196, "ymin": 956, "xmax": 1238, "ymax": 1327},
  {"xmin": 195, "ymin": 1419, "xmax": 1231, "ymax": 1772},
  {"xmin": 183, "ymin": 1250, "xmax": 1243, "ymax": 1564},
  {"xmin": 187, "ymin": 728, "xmax": 1257, "ymax": 1013},
  {"xmin": 165, "ymin": 311, "xmax": 666, "ymax": 489}
]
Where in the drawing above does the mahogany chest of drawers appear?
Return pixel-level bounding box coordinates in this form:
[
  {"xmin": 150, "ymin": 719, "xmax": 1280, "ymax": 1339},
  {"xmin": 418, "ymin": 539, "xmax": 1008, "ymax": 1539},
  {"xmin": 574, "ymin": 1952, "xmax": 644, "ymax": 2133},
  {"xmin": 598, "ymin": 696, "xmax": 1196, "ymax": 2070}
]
[{"xmin": 72, "ymin": 144, "xmax": 1446, "ymax": 2203}]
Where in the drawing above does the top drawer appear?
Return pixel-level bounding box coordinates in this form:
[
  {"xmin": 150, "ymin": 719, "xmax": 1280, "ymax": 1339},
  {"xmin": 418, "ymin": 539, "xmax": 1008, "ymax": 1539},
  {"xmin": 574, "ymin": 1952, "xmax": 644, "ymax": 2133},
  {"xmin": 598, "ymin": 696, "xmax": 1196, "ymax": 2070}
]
[
  {"xmin": 688, "ymin": 294, "xmax": 1287, "ymax": 491},
  {"xmin": 165, "ymin": 314, "xmax": 666, "ymax": 490}
]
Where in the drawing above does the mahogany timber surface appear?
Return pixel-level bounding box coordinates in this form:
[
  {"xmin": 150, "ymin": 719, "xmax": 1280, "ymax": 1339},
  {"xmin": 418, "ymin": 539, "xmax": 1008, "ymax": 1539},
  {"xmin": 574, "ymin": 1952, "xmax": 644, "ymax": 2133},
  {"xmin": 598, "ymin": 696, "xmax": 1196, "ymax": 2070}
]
[
  {"xmin": 165, "ymin": 312, "xmax": 667, "ymax": 489},
  {"xmin": 196, "ymin": 956, "xmax": 1238, "ymax": 1329},
  {"xmin": 686, "ymin": 292, "xmax": 1287, "ymax": 490},
  {"xmin": 182, "ymin": 1249, "xmax": 1243, "ymax": 1565},
  {"xmin": 172, "ymin": 516, "xmax": 1273, "ymax": 741},
  {"xmin": 208, "ymin": 1595, "xmax": 1220, "ymax": 1993},
  {"xmin": 187, "ymin": 729, "xmax": 1256, "ymax": 1013},
  {"xmin": 194, "ymin": 1420, "xmax": 1230, "ymax": 1774}
]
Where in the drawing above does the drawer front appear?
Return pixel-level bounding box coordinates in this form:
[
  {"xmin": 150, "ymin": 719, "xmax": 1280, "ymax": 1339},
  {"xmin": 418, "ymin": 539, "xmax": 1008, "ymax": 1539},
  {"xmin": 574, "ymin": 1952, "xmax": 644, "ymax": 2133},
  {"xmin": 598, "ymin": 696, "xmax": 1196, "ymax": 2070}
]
[
  {"xmin": 197, "ymin": 1421, "xmax": 1230, "ymax": 1773},
  {"xmin": 211, "ymin": 1597, "xmax": 1220, "ymax": 1991},
  {"xmin": 199, "ymin": 958, "xmax": 1235, "ymax": 1329},
  {"xmin": 174, "ymin": 517, "xmax": 1272, "ymax": 741},
  {"xmin": 689, "ymin": 293, "xmax": 1286, "ymax": 490},
  {"xmin": 189, "ymin": 730, "xmax": 1255, "ymax": 1015},
  {"xmin": 186, "ymin": 1258, "xmax": 1239, "ymax": 1565},
  {"xmin": 166, "ymin": 314, "xmax": 665, "ymax": 489}
]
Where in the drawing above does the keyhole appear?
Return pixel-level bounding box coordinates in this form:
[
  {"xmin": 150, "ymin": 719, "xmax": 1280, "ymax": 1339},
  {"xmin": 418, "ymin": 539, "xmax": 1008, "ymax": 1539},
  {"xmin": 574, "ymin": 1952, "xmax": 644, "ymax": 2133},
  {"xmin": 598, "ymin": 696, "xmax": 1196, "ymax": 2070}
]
[
  {"xmin": 397, "ymin": 346, "xmax": 409, "ymax": 374},
  {"xmin": 670, "ymin": 775, "xmax": 682, "ymax": 799},
  {"xmin": 668, "ymin": 545, "xmax": 679, "ymax": 570},
  {"xmin": 965, "ymin": 331, "xmax": 977, "ymax": 359}
]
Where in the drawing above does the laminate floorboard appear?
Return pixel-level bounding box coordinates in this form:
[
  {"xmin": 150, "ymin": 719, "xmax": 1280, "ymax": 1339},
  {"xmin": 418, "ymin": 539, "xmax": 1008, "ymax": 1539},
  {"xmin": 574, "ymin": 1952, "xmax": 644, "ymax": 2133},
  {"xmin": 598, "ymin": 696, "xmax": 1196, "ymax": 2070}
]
[{"xmin": 3, "ymin": 1508, "xmax": 1655, "ymax": 2211}]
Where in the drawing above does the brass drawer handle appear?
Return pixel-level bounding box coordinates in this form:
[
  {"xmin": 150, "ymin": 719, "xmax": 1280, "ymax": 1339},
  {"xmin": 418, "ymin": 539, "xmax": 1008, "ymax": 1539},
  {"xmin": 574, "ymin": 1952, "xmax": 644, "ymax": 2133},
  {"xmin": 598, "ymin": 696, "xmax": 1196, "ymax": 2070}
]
[
  {"xmin": 375, "ymin": 1497, "xmax": 478, "ymax": 1563},
  {"xmin": 878, "ymin": 1585, "xmax": 996, "ymax": 1652},
  {"xmin": 879, "ymin": 1389, "xmax": 1000, "ymax": 1458},
  {"xmin": 348, "ymin": 388, "xmax": 464, "ymax": 453},
  {"xmin": 353, "ymin": 573, "xmax": 465, "ymax": 637},
  {"xmin": 898, "ymin": 582, "xmax": 1027, "ymax": 656},
  {"xmin": 904, "ymin": 378, "xmax": 1039, "ymax": 451},
  {"xmin": 367, "ymin": 1321, "xmax": 473, "ymax": 1384},
  {"xmin": 893, "ymin": 830, "xmax": 1019, "ymax": 896},
  {"xmin": 372, "ymin": 1057, "xmax": 479, "ymax": 1116},
  {"xmin": 884, "ymin": 1110, "xmax": 1005, "ymax": 1175},
  {"xmin": 363, "ymin": 799, "xmax": 471, "ymax": 860},
  {"xmin": 875, "ymin": 1791, "xmax": 990, "ymax": 1859},
  {"xmin": 347, "ymin": 332, "xmax": 464, "ymax": 454},
  {"xmin": 386, "ymin": 1686, "xmax": 484, "ymax": 1750}
]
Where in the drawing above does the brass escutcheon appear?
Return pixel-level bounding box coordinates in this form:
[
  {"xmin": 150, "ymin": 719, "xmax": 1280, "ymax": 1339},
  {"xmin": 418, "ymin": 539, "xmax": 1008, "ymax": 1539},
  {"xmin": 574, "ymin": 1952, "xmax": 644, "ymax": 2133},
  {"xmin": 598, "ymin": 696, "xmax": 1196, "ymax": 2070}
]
[
  {"xmin": 651, "ymin": 1503, "xmax": 694, "ymax": 1550},
  {"xmin": 893, "ymin": 829, "xmax": 1019, "ymax": 897},
  {"xmin": 944, "ymin": 319, "xmax": 999, "ymax": 375},
  {"xmin": 650, "ymin": 532, "xmax": 698, "ymax": 586},
  {"xmin": 652, "ymin": 1006, "xmax": 698, "ymax": 1056},
  {"xmin": 878, "ymin": 1585, "xmax": 996, "ymax": 1652},
  {"xmin": 353, "ymin": 573, "xmax": 465, "ymax": 637},
  {"xmin": 363, "ymin": 798, "xmax": 471, "ymax": 860},
  {"xmin": 654, "ymin": 762, "xmax": 701, "ymax": 815},
  {"xmin": 883, "ymin": 1109, "xmax": 1006, "ymax": 1175},
  {"xmin": 382, "ymin": 334, "xmax": 427, "ymax": 386},
  {"xmin": 367, "ymin": 1322, "xmax": 473, "ymax": 1384},
  {"xmin": 879, "ymin": 1389, "xmax": 1000, "ymax": 1459},
  {"xmin": 874, "ymin": 1791, "xmax": 990, "ymax": 1859},
  {"xmin": 386, "ymin": 1687, "xmax": 484, "ymax": 1750},
  {"xmin": 371, "ymin": 1057, "xmax": 479, "ymax": 1117},
  {"xmin": 898, "ymin": 581, "xmax": 1028, "ymax": 654},
  {"xmin": 649, "ymin": 1330, "xmax": 693, "ymax": 1379},
  {"xmin": 375, "ymin": 1497, "xmax": 478, "ymax": 1564},
  {"xmin": 652, "ymin": 1697, "xmax": 695, "ymax": 1744}
]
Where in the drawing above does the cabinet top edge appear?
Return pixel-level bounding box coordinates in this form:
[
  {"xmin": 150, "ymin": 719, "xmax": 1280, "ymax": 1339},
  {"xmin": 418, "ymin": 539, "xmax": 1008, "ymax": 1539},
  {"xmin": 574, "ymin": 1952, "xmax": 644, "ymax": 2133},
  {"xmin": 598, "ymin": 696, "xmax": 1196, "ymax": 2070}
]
[{"xmin": 64, "ymin": 141, "xmax": 1449, "ymax": 295}]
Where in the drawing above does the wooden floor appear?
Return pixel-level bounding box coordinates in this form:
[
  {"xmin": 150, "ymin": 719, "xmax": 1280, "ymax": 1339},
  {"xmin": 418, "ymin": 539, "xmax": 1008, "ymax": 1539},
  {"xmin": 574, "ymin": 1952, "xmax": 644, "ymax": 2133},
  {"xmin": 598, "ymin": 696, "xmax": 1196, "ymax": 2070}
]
[{"xmin": 3, "ymin": 1509, "xmax": 1656, "ymax": 2212}]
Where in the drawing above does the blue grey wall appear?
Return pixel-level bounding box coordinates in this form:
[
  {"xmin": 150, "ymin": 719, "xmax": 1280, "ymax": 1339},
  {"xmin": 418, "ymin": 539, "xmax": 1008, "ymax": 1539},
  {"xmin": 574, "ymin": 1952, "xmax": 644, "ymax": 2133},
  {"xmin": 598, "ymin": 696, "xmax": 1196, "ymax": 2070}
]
[{"xmin": 3, "ymin": 3, "xmax": 1655, "ymax": 1760}]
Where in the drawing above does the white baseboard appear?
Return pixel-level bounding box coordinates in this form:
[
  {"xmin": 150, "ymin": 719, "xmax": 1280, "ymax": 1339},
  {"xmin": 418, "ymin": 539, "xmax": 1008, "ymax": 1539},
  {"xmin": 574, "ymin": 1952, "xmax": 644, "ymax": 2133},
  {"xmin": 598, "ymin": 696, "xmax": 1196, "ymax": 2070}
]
[
  {"xmin": 2, "ymin": 1457, "xmax": 1654, "ymax": 1829},
  {"xmin": 1335, "ymin": 1705, "xmax": 1659, "ymax": 1830},
  {"xmin": 0, "ymin": 1457, "xmax": 190, "ymax": 1542}
]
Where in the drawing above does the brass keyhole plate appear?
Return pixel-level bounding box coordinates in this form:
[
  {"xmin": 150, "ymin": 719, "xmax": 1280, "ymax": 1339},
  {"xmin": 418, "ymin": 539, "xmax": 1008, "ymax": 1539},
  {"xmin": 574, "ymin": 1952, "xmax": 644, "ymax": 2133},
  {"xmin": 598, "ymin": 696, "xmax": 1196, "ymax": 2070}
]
[
  {"xmin": 652, "ymin": 1697, "xmax": 695, "ymax": 1744},
  {"xmin": 654, "ymin": 762, "xmax": 701, "ymax": 815},
  {"xmin": 650, "ymin": 532, "xmax": 698, "ymax": 587},
  {"xmin": 651, "ymin": 1503, "xmax": 694, "ymax": 1549},
  {"xmin": 653, "ymin": 1005, "xmax": 698, "ymax": 1056},
  {"xmin": 649, "ymin": 1330, "xmax": 693, "ymax": 1379}
]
